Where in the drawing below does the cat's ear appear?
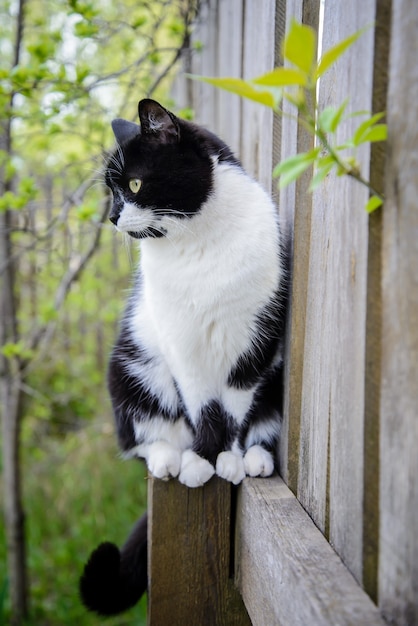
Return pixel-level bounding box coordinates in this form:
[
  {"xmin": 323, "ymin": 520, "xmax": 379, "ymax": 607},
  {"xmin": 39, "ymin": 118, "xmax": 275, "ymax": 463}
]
[
  {"xmin": 138, "ymin": 99, "xmax": 180, "ymax": 144},
  {"xmin": 111, "ymin": 119, "xmax": 141, "ymax": 145}
]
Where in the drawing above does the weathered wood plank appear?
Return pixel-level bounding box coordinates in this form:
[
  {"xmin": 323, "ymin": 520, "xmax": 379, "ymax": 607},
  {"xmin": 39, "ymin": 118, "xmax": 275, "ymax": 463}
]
[
  {"xmin": 279, "ymin": 0, "xmax": 320, "ymax": 493},
  {"xmin": 240, "ymin": 0, "xmax": 275, "ymax": 191},
  {"xmin": 214, "ymin": 0, "xmax": 244, "ymax": 158},
  {"xmin": 147, "ymin": 477, "xmax": 251, "ymax": 626},
  {"xmin": 236, "ymin": 476, "xmax": 385, "ymax": 626},
  {"xmin": 363, "ymin": 0, "xmax": 392, "ymax": 602},
  {"xmin": 297, "ymin": 0, "xmax": 376, "ymax": 583},
  {"xmin": 190, "ymin": 0, "xmax": 218, "ymax": 130},
  {"xmin": 378, "ymin": 0, "xmax": 418, "ymax": 622}
]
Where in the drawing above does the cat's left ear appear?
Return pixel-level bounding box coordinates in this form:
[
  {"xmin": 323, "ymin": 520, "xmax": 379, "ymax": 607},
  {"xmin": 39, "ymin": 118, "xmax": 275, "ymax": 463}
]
[{"xmin": 138, "ymin": 99, "xmax": 180, "ymax": 144}]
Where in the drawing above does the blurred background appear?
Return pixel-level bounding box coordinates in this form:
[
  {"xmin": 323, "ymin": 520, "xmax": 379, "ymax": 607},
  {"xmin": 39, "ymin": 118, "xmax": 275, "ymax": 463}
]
[{"xmin": 0, "ymin": 0, "xmax": 200, "ymax": 623}]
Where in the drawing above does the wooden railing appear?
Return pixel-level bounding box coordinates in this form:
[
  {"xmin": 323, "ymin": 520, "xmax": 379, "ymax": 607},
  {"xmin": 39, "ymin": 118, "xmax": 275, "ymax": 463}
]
[{"xmin": 150, "ymin": 1, "xmax": 418, "ymax": 624}]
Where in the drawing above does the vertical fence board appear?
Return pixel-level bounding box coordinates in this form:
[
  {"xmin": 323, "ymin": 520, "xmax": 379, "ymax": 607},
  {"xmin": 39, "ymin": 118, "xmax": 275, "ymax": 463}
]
[
  {"xmin": 148, "ymin": 477, "xmax": 251, "ymax": 626},
  {"xmin": 362, "ymin": 0, "xmax": 391, "ymax": 602},
  {"xmin": 214, "ymin": 0, "xmax": 244, "ymax": 157},
  {"xmin": 279, "ymin": 0, "xmax": 320, "ymax": 493},
  {"xmin": 190, "ymin": 0, "xmax": 219, "ymax": 130},
  {"xmin": 378, "ymin": 1, "xmax": 418, "ymax": 623},
  {"xmin": 240, "ymin": 0, "xmax": 275, "ymax": 191},
  {"xmin": 297, "ymin": 0, "xmax": 376, "ymax": 583}
]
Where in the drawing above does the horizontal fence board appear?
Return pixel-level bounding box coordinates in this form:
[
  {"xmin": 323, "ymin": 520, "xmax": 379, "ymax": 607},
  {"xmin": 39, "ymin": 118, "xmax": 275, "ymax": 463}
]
[
  {"xmin": 378, "ymin": 0, "xmax": 418, "ymax": 622},
  {"xmin": 236, "ymin": 476, "xmax": 386, "ymax": 626}
]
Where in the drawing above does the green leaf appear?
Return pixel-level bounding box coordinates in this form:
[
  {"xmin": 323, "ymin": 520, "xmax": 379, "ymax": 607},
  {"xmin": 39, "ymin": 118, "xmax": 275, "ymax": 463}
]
[
  {"xmin": 353, "ymin": 114, "xmax": 387, "ymax": 145},
  {"xmin": 186, "ymin": 75, "xmax": 281, "ymax": 108},
  {"xmin": 318, "ymin": 100, "xmax": 348, "ymax": 133},
  {"xmin": 365, "ymin": 195, "xmax": 383, "ymax": 213},
  {"xmin": 253, "ymin": 67, "xmax": 307, "ymax": 87},
  {"xmin": 282, "ymin": 20, "xmax": 316, "ymax": 75},
  {"xmin": 316, "ymin": 29, "xmax": 364, "ymax": 78},
  {"xmin": 361, "ymin": 124, "xmax": 387, "ymax": 143},
  {"xmin": 273, "ymin": 148, "xmax": 320, "ymax": 188}
]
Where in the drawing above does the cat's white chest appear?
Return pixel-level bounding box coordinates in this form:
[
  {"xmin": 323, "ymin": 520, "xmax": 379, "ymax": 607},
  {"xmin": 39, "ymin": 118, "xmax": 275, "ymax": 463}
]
[{"xmin": 130, "ymin": 164, "xmax": 281, "ymax": 415}]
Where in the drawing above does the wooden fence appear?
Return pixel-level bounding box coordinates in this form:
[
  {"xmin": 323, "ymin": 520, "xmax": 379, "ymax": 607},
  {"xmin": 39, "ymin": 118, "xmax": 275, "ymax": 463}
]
[{"xmin": 149, "ymin": 0, "xmax": 418, "ymax": 624}]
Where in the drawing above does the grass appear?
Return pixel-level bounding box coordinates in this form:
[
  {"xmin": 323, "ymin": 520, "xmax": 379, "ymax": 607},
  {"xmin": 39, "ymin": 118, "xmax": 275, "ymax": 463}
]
[{"xmin": 0, "ymin": 418, "xmax": 148, "ymax": 625}]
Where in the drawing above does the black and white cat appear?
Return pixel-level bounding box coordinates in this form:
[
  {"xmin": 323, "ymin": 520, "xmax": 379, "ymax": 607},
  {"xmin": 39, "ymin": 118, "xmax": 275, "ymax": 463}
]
[{"xmin": 80, "ymin": 99, "xmax": 288, "ymax": 616}]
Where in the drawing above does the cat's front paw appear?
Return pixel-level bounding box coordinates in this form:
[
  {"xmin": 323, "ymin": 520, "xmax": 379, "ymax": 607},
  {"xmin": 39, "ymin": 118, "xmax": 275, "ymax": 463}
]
[
  {"xmin": 179, "ymin": 450, "xmax": 215, "ymax": 488},
  {"xmin": 147, "ymin": 441, "xmax": 182, "ymax": 481},
  {"xmin": 216, "ymin": 451, "xmax": 246, "ymax": 485},
  {"xmin": 243, "ymin": 445, "xmax": 274, "ymax": 477}
]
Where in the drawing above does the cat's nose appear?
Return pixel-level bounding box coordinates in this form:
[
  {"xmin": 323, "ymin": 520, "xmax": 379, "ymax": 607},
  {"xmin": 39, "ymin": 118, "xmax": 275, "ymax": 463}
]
[{"xmin": 109, "ymin": 207, "xmax": 119, "ymax": 225}]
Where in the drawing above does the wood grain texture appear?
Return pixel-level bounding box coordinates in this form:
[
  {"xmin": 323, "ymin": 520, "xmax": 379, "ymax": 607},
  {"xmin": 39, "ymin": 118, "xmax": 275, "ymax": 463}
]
[
  {"xmin": 240, "ymin": 0, "xmax": 275, "ymax": 191},
  {"xmin": 148, "ymin": 477, "xmax": 251, "ymax": 626},
  {"xmin": 297, "ymin": 0, "xmax": 376, "ymax": 583},
  {"xmin": 378, "ymin": 0, "xmax": 418, "ymax": 622},
  {"xmin": 363, "ymin": 0, "xmax": 391, "ymax": 602},
  {"xmin": 237, "ymin": 476, "xmax": 385, "ymax": 626},
  {"xmin": 279, "ymin": 0, "xmax": 320, "ymax": 494},
  {"xmin": 214, "ymin": 0, "xmax": 244, "ymax": 158},
  {"xmin": 190, "ymin": 0, "xmax": 218, "ymax": 130}
]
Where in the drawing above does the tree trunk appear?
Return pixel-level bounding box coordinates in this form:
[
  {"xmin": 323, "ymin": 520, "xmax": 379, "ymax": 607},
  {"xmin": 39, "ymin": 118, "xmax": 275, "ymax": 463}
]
[
  {"xmin": 0, "ymin": 0, "xmax": 29, "ymax": 616},
  {"xmin": 0, "ymin": 210, "xmax": 28, "ymax": 624}
]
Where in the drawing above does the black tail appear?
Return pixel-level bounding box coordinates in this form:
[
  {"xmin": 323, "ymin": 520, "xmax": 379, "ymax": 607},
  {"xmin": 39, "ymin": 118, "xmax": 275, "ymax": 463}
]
[{"xmin": 79, "ymin": 512, "xmax": 147, "ymax": 616}]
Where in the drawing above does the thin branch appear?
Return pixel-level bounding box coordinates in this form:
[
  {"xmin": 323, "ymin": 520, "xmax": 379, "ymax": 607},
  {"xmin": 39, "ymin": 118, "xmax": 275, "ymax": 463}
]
[{"xmin": 25, "ymin": 196, "xmax": 110, "ymax": 362}]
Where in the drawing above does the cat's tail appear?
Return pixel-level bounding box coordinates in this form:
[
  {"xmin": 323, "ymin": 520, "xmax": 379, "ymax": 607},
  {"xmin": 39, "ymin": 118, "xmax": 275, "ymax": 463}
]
[{"xmin": 79, "ymin": 512, "xmax": 147, "ymax": 616}]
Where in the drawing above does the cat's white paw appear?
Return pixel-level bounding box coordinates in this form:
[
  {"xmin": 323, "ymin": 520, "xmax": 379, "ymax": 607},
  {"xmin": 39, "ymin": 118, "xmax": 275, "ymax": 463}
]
[
  {"xmin": 243, "ymin": 445, "xmax": 274, "ymax": 477},
  {"xmin": 179, "ymin": 450, "xmax": 215, "ymax": 488},
  {"xmin": 216, "ymin": 451, "xmax": 246, "ymax": 485},
  {"xmin": 147, "ymin": 441, "xmax": 182, "ymax": 480}
]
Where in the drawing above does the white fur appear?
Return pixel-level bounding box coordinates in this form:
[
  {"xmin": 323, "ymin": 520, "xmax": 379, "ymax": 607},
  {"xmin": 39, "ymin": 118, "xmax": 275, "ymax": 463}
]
[
  {"xmin": 244, "ymin": 413, "xmax": 282, "ymax": 449},
  {"xmin": 123, "ymin": 164, "xmax": 281, "ymax": 424},
  {"xmin": 147, "ymin": 441, "xmax": 182, "ymax": 480},
  {"xmin": 216, "ymin": 451, "xmax": 246, "ymax": 484},
  {"xmin": 179, "ymin": 450, "xmax": 215, "ymax": 487},
  {"xmin": 243, "ymin": 445, "xmax": 274, "ymax": 477},
  {"xmin": 117, "ymin": 162, "xmax": 282, "ymax": 484}
]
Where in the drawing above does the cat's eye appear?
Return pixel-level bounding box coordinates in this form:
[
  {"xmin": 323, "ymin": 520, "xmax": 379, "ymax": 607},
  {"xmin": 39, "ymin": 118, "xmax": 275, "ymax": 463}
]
[{"xmin": 129, "ymin": 179, "xmax": 142, "ymax": 193}]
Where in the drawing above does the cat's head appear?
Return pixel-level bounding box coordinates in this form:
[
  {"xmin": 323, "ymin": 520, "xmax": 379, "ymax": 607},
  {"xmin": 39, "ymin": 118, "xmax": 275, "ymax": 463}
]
[{"xmin": 105, "ymin": 99, "xmax": 239, "ymax": 240}]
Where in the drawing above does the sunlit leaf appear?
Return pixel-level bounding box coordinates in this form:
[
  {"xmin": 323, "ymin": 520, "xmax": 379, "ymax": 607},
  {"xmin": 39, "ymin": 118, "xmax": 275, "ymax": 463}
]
[
  {"xmin": 365, "ymin": 195, "xmax": 383, "ymax": 213},
  {"xmin": 282, "ymin": 20, "xmax": 316, "ymax": 75},
  {"xmin": 186, "ymin": 75, "xmax": 281, "ymax": 108},
  {"xmin": 353, "ymin": 113, "xmax": 387, "ymax": 145},
  {"xmin": 318, "ymin": 100, "xmax": 348, "ymax": 133},
  {"xmin": 316, "ymin": 29, "xmax": 364, "ymax": 78},
  {"xmin": 253, "ymin": 67, "xmax": 307, "ymax": 87},
  {"xmin": 273, "ymin": 148, "xmax": 320, "ymax": 188}
]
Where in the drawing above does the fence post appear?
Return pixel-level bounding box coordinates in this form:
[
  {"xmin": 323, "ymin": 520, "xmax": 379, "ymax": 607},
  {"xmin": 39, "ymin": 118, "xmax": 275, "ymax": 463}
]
[
  {"xmin": 147, "ymin": 476, "xmax": 251, "ymax": 626},
  {"xmin": 378, "ymin": 0, "xmax": 418, "ymax": 622}
]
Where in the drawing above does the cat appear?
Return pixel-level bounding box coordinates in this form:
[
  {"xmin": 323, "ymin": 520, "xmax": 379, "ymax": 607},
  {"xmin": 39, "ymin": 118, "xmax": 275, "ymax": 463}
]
[{"xmin": 80, "ymin": 98, "xmax": 288, "ymax": 616}]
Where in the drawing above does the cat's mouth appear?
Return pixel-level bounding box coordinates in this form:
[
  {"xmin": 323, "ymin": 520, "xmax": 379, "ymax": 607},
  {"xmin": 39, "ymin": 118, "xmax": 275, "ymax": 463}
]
[{"xmin": 128, "ymin": 227, "xmax": 166, "ymax": 239}]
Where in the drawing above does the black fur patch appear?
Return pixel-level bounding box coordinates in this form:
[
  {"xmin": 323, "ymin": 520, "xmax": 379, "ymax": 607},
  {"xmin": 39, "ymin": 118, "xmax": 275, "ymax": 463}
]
[
  {"xmin": 105, "ymin": 110, "xmax": 241, "ymax": 229},
  {"xmin": 108, "ymin": 335, "xmax": 180, "ymax": 452},
  {"xmin": 80, "ymin": 513, "xmax": 147, "ymax": 616},
  {"xmin": 192, "ymin": 400, "xmax": 236, "ymax": 465},
  {"xmin": 238, "ymin": 364, "xmax": 284, "ymax": 455}
]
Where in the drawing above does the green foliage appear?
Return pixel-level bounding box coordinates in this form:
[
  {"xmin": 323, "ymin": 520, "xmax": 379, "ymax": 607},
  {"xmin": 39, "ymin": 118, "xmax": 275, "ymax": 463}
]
[
  {"xmin": 190, "ymin": 19, "xmax": 386, "ymax": 212},
  {"xmin": 1, "ymin": 1, "xmax": 198, "ymax": 622},
  {"xmin": 0, "ymin": 421, "xmax": 148, "ymax": 625}
]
